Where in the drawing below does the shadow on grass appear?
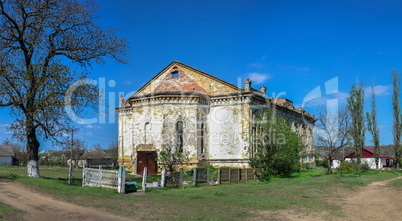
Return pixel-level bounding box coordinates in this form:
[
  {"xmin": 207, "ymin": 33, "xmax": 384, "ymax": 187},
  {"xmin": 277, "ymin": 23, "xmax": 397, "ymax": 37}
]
[{"xmin": 41, "ymin": 176, "xmax": 83, "ymax": 186}]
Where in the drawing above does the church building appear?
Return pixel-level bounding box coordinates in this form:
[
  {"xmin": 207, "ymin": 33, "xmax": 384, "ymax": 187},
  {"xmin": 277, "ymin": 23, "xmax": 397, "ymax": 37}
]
[{"xmin": 117, "ymin": 61, "xmax": 315, "ymax": 174}]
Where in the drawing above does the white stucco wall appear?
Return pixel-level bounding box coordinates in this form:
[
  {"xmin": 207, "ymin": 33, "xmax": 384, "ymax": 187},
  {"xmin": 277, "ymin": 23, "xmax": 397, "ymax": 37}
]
[{"xmin": 345, "ymin": 158, "xmax": 382, "ymax": 169}]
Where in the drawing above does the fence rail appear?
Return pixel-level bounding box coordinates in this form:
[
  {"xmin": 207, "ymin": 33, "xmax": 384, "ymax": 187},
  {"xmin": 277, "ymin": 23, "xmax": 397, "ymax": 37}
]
[
  {"xmin": 82, "ymin": 168, "xmax": 119, "ymax": 189},
  {"xmin": 218, "ymin": 168, "xmax": 261, "ymax": 184},
  {"xmin": 188, "ymin": 168, "xmax": 262, "ymax": 186}
]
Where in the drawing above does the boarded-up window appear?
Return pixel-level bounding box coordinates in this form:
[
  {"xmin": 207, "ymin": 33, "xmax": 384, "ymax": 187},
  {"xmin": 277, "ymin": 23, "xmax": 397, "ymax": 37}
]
[
  {"xmin": 176, "ymin": 121, "xmax": 183, "ymax": 152},
  {"xmin": 145, "ymin": 122, "xmax": 150, "ymax": 144},
  {"xmin": 200, "ymin": 122, "xmax": 205, "ymax": 153}
]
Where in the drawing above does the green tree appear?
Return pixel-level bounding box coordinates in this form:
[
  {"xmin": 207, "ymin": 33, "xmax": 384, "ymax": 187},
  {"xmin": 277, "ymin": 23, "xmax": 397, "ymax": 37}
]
[
  {"xmin": 249, "ymin": 110, "xmax": 304, "ymax": 181},
  {"xmin": 0, "ymin": 0, "xmax": 127, "ymax": 177},
  {"xmin": 158, "ymin": 144, "xmax": 190, "ymax": 172},
  {"xmin": 366, "ymin": 80, "xmax": 380, "ymax": 170},
  {"xmin": 347, "ymin": 81, "xmax": 365, "ymax": 174},
  {"xmin": 392, "ymin": 70, "xmax": 401, "ymax": 170}
]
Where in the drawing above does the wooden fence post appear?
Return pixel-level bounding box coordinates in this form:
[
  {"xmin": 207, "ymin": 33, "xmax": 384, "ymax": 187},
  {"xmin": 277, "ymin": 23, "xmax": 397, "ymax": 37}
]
[
  {"xmin": 118, "ymin": 166, "xmax": 126, "ymax": 194},
  {"xmin": 99, "ymin": 166, "xmax": 102, "ymax": 187},
  {"xmin": 179, "ymin": 169, "xmax": 184, "ymax": 188},
  {"xmin": 68, "ymin": 160, "xmax": 73, "ymax": 185},
  {"xmin": 238, "ymin": 169, "xmax": 240, "ymax": 183},
  {"xmin": 161, "ymin": 167, "xmax": 166, "ymax": 188},
  {"xmin": 207, "ymin": 168, "xmax": 210, "ymax": 184},
  {"xmin": 193, "ymin": 168, "xmax": 197, "ymax": 186},
  {"xmin": 228, "ymin": 169, "xmax": 232, "ymax": 183},
  {"xmin": 142, "ymin": 167, "xmax": 147, "ymax": 192},
  {"xmin": 82, "ymin": 166, "xmax": 86, "ymax": 187},
  {"xmin": 218, "ymin": 168, "xmax": 221, "ymax": 185}
]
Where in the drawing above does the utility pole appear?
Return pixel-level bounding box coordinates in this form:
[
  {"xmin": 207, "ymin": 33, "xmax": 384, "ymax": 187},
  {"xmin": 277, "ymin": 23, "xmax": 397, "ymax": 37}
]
[{"xmin": 68, "ymin": 129, "xmax": 74, "ymax": 185}]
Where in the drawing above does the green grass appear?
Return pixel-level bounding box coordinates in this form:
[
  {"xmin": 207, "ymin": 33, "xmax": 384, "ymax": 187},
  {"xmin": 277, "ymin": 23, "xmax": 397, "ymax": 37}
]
[
  {"xmin": 387, "ymin": 177, "xmax": 402, "ymax": 188},
  {"xmin": 0, "ymin": 202, "xmax": 24, "ymax": 221},
  {"xmin": 0, "ymin": 166, "xmax": 401, "ymax": 220}
]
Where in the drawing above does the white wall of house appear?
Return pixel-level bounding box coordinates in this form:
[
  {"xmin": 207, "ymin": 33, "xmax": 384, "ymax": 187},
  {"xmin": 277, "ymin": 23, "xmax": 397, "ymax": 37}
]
[{"xmin": 345, "ymin": 158, "xmax": 382, "ymax": 169}]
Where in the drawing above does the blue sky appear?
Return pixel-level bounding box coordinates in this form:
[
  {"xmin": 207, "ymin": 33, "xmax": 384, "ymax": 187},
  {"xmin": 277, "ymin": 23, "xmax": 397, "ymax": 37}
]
[{"xmin": 1, "ymin": 0, "xmax": 401, "ymax": 149}]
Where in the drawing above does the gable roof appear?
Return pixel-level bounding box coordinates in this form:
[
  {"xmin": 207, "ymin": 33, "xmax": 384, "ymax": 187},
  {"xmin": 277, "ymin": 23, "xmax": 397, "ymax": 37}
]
[
  {"xmin": 345, "ymin": 148, "xmax": 394, "ymax": 159},
  {"xmin": 154, "ymin": 69, "xmax": 208, "ymax": 94},
  {"xmin": 131, "ymin": 61, "xmax": 242, "ymax": 98},
  {"xmin": 0, "ymin": 145, "xmax": 14, "ymax": 157}
]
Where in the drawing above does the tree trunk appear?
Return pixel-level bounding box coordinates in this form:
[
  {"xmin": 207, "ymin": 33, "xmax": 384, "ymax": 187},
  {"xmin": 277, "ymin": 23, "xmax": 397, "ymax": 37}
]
[
  {"xmin": 327, "ymin": 158, "xmax": 333, "ymax": 174},
  {"xmin": 375, "ymin": 157, "xmax": 379, "ymax": 170},
  {"xmin": 26, "ymin": 120, "xmax": 40, "ymax": 178}
]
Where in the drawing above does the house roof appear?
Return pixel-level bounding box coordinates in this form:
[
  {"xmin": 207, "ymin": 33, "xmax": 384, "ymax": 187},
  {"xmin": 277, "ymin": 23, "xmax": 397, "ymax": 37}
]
[
  {"xmin": 80, "ymin": 149, "xmax": 112, "ymax": 160},
  {"xmin": 119, "ymin": 61, "xmax": 316, "ymax": 120},
  {"xmin": 345, "ymin": 148, "xmax": 394, "ymax": 159},
  {"xmin": 0, "ymin": 145, "xmax": 14, "ymax": 157},
  {"xmin": 132, "ymin": 61, "xmax": 243, "ymax": 98}
]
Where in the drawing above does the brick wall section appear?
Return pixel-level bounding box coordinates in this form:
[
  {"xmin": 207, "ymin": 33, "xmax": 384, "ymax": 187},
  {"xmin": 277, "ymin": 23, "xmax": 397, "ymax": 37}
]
[{"xmin": 154, "ymin": 70, "xmax": 207, "ymax": 94}]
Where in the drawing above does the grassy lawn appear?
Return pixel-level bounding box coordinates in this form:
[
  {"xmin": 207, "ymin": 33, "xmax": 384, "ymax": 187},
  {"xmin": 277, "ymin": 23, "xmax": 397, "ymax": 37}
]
[
  {"xmin": 387, "ymin": 176, "xmax": 402, "ymax": 188},
  {"xmin": 0, "ymin": 202, "xmax": 24, "ymax": 221},
  {"xmin": 0, "ymin": 166, "xmax": 401, "ymax": 220}
]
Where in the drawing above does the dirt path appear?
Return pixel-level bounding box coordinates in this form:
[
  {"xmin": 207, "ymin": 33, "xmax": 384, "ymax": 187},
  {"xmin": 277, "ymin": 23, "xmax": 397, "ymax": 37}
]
[
  {"xmin": 340, "ymin": 176, "xmax": 402, "ymax": 220},
  {"xmin": 0, "ymin": 178, "xmax": 135, "ymax": 221},
  {"xmin": 251, "ymin": 176, "xmax": 402, "ymax": 221}
]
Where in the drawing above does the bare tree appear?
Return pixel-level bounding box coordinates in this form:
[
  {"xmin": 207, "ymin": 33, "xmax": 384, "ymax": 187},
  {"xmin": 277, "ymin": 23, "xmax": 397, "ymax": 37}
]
[
  {"xmin": 315, "ymin": 106, "xmax": 351, "ymax": 174},
  {"xmin": 366, "ymin": 80, "xmax": 380, "ymax": 170},
  {"xmin": 0, "ymin": 0, "xmax": 127, "ymax": 177},
  {"xmin": 347, "ymin": 81, "xmax": 365, "ymax": 174},
  {"xmin": 107, "ymin": 141, "xmax": 118, "ymax": 160},
  {"xmin": 392, "ymin": 70, "xmax": 401, "ymax": 170}
]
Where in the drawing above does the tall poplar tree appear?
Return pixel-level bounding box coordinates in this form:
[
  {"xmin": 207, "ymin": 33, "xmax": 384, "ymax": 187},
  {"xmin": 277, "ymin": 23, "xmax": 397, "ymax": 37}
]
[
  {"xmin": 366, "ymin": 81, "xmax": 380, "ymax": 170},
  {"xmin": 392, "ymin": 70, "xmax": 401, "ymax": 170},
  {"xmin": 347, "ymin": 81, "xmax": 365, "ymax": 174}
]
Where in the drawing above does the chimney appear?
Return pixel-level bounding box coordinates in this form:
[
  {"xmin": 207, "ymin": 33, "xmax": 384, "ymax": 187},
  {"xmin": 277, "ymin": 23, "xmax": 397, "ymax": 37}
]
[
  {"xmin": 119, "ymin": 95, "xmax": 125, "ymax": 107},
  {"xmin": 260, "ymin": 85, "xmax": 267, "ymax": 96},
  {"xmin": 244, "ymin": 78, "xmax": 251, "ymax": 92}
]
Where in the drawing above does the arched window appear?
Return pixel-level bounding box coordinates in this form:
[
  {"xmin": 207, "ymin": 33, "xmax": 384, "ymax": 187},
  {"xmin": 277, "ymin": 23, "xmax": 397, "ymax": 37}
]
[{"xmin": 176, "ymin": 121, "xmax": 183, "ymax": 152}]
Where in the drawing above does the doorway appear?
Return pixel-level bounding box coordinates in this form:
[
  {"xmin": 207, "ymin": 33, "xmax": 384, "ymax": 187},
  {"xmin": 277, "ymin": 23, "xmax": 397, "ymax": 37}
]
[{"xmin": 137, "ymin": 151, "xmax": 157, "ymax": 175}]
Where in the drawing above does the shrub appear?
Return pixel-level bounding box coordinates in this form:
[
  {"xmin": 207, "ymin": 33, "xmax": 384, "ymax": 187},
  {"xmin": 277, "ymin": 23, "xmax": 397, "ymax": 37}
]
[
  {"xmin": 360, "ymin": 163, "xmax": 371, "ymax": 172},
  {"xmin": 339, "ymin": 161, "xmax": 356, "ymax": 172}
]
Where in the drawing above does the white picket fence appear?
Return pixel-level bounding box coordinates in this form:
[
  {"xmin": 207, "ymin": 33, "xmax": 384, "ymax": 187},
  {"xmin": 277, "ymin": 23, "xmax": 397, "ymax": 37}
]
[{"xmin": 82, "ymin": 168, "xmax": 119, "ymax": 189}]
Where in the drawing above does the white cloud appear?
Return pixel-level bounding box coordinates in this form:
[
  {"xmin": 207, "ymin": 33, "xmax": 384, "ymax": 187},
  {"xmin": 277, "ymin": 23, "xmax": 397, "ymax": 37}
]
[
  {"xmin": 247, "ymin": 72, "xmax": 272, "ymax": 85},
  {"xmin": 299, "ymin": 91, "xmax": 349, "ymax": 108},
  {"xmin": 84, "ymin": 124, "xmax": 102, "ymax": 129},
  {"xmin": 364, "ymin": 85, "xmax": 391, "ymax": 97},
  {"xmin": 249, "ymin": 63, "xmax": 264, "ymax": 68}
]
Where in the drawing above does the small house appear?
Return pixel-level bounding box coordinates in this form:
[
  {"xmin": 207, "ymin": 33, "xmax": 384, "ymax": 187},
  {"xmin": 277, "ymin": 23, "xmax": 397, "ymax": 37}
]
[
  {"xmin": 79, "ymin": 149, "xmax": 116, "ymax": 168},
  {"xmin": 0, "ymin": 145, "xmax": 15, "ymax": 166},
  {"xmin": 344, "ymin": 148, "xmax": 394, "ymax": 169}
]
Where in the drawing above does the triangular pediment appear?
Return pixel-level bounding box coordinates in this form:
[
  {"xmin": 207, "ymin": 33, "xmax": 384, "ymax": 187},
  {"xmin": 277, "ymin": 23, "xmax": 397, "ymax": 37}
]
[{"xmin": 132, "ymin": 61, "xmax": 242, "ymax": 98}]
